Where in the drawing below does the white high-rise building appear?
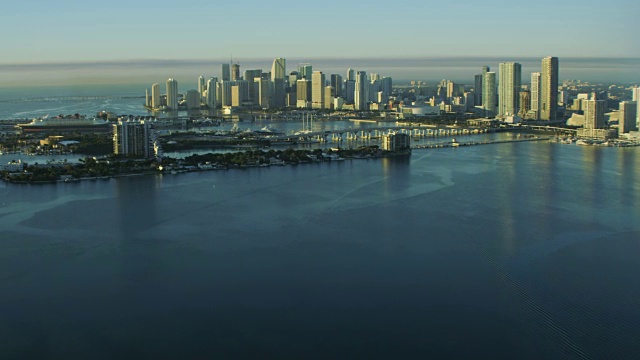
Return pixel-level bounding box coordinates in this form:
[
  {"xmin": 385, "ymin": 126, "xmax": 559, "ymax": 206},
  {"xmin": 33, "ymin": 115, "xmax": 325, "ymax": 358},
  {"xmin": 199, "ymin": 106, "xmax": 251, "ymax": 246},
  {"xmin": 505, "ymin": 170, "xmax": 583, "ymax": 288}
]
[
  {"xmin": 312, "ymin": 71, "xmax": 325, "ymax": 109},
  {"xmin": 112, "ymin": 120, "xmax": 152, "ymax": 158},
  {"xmin": 530, "ymin": 72, "xmax": 541, "ymax": 119},
  {"xmin": 151, "ymin": 83, "xmax": 161, "ymax": 109},
  {"xmin": 498, "ymin": 62, "xmax": 522, "ymax": 117},
  {"xmin": 198, "ymin": 76, "xmax": 205, "ymax": 98},
  {"xmin": 482, "ymin": 72, "xmax": 497, "ymax": 116},
  {"xmin": 355, "ymin": 71, "xmax": 367, "ymax": 110},
  {"xmin": 166, "ymin": 78, "xmax": 178, "ymax": 110},
  {"xmin": 632, "ymin": 87, "xmax": 640, "ymax": 128}
]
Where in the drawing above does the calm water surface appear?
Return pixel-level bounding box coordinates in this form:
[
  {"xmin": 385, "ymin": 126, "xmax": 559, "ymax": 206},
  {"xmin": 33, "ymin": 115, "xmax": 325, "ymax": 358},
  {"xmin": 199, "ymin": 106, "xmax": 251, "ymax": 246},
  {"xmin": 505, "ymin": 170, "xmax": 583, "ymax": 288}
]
[{"xmin": 1, "ymin": 141, "xmax": 639, "ymax": 358}]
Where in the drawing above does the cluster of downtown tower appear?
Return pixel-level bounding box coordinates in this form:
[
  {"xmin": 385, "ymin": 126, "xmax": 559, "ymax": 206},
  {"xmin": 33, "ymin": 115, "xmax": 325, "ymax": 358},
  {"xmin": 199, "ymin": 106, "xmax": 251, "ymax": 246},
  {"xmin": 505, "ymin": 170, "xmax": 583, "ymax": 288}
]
[
  {"xmin": 476, "ymin": 56, "xmax": 558, "ymax": 120},
  {"xmin": 144, "ymin": 58, "xmax": 392, "ymax": 112}
]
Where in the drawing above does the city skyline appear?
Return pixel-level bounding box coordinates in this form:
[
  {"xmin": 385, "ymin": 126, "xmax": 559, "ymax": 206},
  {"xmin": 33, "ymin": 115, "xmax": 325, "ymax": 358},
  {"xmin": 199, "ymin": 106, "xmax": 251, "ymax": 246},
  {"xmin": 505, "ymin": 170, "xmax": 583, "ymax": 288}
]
[{"xmin": 2, "ymin": 0, "xmax": 638, "ymax": 65}]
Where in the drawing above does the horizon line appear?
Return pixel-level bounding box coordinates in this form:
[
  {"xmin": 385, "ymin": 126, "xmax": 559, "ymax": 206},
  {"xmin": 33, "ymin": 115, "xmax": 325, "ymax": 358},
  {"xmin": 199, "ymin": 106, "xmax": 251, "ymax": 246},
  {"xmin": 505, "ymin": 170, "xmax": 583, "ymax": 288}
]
[{"xmin": 2, "ymin": 56, "xmax": 640, "ymax": 67}]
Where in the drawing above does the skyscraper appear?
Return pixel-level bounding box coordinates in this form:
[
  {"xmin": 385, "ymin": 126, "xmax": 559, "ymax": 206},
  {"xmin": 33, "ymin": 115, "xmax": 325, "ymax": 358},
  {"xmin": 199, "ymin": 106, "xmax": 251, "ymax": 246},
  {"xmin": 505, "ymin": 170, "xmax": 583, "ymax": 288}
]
[
  {"xmin": 271, "ymin": 58, "xmax": 286, "ymax": 81},
  {"xmin": 198, "ymin": 76, "xmax": 205, "ymax": 97},
  {"xmin": 255, "ymin": 77, "xmax": 271, "ymax": 108},
  {"xmin": 311, "ymin": 71, "xmax": 325, "ymax": 109},
  {"xmin": 151, "ymin": 83, "xmax": 161, "ymax": 109},
  {"xmin": 231, "ymin": 63, "xmax": 240, "ymax": 81},
  {"xmin": 355, "ymin": 71, "xmax": 367, "ymax": 111},
  {"xmin": 632, "ymin": 87, "xmax": 640, "ymax": 128},
  {"xmin": 381, "ymin": 77, "xmax": 392, "ymax": 100},
  {"xmin": 186, "ymin": 89, "xmax": 200, "ymax": 109},
  {"xmin": 518, "ymin": 90, "xmax": 531, "ymax": 118},
  {"xmin": 270, "ymin": 58, "xmax": 286, "ymax": 108},
  {"xmin": 583, "ymin": 99, "xmax": 605, "ymax": 129},
  {"xmin": 619, "ymin": 101, "xmax": 637, "ymax": 134},
  {"xmin": 206, "ymin": 78, "xmax": 217, "ymax": 109},
  {"xmin": 112, "ymin": 120, "xmax": 152, "ymax": 158},
  {"xmin": 296, "ymin": 78, "xmax": 311, "ymax": 108},
  {"xmin": 475, "ymin": 66, "xmax": 490, "ymax": 107},
  {"xmin": 346, "ymin": 68, "xmax": 355, "ymax": 82},
  {"xmin": 530, "ymin": 72, "xmax": 541, "ymax": 120},
  {"xmin": 540, "ymin": 56, "xmax": 559, "ymax": 121},
  {"xmin": 222, "ymin": 63, "xmax": 230, "ymax": 81},
  {"xmin": 244, "ymin": 69, "xmax": 262, "ymax": 104},
  {"xmin": 482, "ymin": 72, "xmax": 497, "ymax": 117},
  {"xmin": 474, "ymin": 74, "xmax": 483, "ymax": 107},
  {"xmin": 330, "ymin": 74, "xmax": 343, "ymax": 98},
  {"xmin": 498, "ymin": 62, "xmax": 522, "ymax": 117},
  {"xmin": 166, "ymin": 78, "xmax": 178, "ymax": 110},
  {"xmin": 298, "ymin": 64, "xmax": 312, "ymax": 80}
]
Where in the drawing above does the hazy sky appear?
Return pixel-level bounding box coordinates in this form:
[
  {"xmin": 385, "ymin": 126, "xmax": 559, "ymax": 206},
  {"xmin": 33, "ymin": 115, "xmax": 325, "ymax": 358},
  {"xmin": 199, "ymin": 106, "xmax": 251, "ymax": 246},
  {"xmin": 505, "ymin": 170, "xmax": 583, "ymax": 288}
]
[{"xmin": 2, "ymin": 0, "xmax": 639, "ymax": 64}]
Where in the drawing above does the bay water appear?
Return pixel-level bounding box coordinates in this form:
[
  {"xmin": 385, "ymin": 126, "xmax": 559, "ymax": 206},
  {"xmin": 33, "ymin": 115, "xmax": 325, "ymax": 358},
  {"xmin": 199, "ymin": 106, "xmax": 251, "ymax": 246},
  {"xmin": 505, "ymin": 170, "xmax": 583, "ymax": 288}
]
[{"xmin": 1, "ymin": 139, "xmax": 639, "ymax": 358}]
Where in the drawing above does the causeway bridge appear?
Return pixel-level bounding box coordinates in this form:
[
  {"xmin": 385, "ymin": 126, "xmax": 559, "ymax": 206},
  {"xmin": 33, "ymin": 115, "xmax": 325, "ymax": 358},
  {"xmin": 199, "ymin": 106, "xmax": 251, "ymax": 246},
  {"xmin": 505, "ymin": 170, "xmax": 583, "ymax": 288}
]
[{"xmin": 265, "ymin": 125, "xmax": 492, "ymax": 143}]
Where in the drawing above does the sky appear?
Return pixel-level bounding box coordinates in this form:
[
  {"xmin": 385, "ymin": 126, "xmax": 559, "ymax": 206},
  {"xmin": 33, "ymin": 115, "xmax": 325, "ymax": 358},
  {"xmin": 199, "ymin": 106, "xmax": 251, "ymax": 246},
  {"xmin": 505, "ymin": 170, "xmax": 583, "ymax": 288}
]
[{"xmin": 1, "ymin": 0, "xmax": 639, "ymax": 86}]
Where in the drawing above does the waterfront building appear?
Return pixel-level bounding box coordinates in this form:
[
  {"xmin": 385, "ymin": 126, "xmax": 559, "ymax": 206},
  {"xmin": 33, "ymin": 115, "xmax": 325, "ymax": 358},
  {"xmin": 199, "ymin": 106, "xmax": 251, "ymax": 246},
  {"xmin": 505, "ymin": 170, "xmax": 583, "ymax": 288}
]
[
  {"xmin": 186, "ymin": 90, "xmax": 200, "ymax": 109},
  {"xmin": 530, "ymin": 72, "xmax": 541, "ymax": 119},
  {"xmin": 583, "ymin": 99, "xmax": 606, "ymax": 129},
  {"xmin": 355, "ymin": 71, "xmax": 367, "ymax": 111},
  {"xmin": 474, "ymin": 74, "xmax": 483, "ymax": 106},
  {"xmin": 112, "ymin": 120, "xmax": 152, "ymax": 158},
  {"xmin": 540, "ymin": 56, "xmax": 559, "ymax": 121},
  {"xmin": 331, "ymin": 74, "xmax": 343, "ymax": 98},
  {"xmin": 151, "ymin": 83, "xmax": 160, "ymax": 109},
  {"xmin": 222, "ymin": 63, "xmax": 230, "ymax": 81},
  {"xmin": 498, "ymin": 62, "xmax": 522, "ymax": 117},
  {"xmin": 312, "ymin": 71, "xmax": 325, "ymax": 109},
  {"xmin": 518, "ymin": 90, "xmax": 531, "ymax": 118},
  {"xmin": 632, "ymin": 87, "xmax": 640, "ymax": 128},
  {"xmin": 166, "ymin": 78, "xmax": 179, "ymax": 110},
  {"xmin": 206, "ymin": 78, "xmax": 217, "ymax": 109},
  {"xmin": 381, "ymin": 133, "xmax": 410, "ymax": 152},
  {"xmin": 619, "ymin": 101, "xmax": 637, "ymax": 134},
  {"xmin": 482, "ymin": 72, "xmax": 497, "ymax": 117}
]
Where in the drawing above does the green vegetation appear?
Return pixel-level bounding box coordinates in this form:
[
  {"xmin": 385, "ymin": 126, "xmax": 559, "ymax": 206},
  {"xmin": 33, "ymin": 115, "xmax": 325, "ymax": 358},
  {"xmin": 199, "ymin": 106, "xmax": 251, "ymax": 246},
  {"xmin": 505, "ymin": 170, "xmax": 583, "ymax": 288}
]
[{"xmin": 0, "ymin": 146, "xmax": 394, "ymax": 184}]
